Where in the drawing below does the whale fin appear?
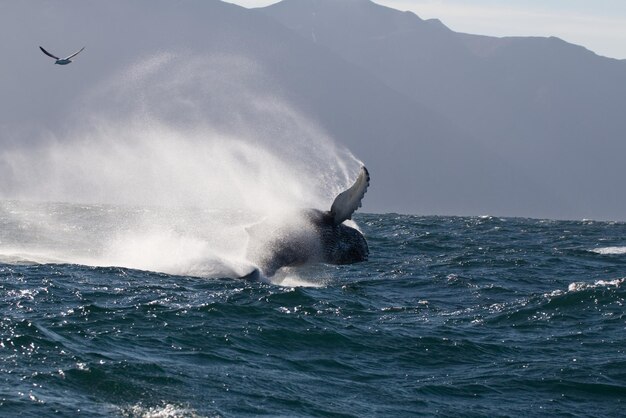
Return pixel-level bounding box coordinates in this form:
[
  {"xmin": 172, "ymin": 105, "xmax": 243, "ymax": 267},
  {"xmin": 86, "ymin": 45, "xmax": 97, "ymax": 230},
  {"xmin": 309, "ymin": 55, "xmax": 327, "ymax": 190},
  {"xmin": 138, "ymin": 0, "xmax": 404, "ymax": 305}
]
[{"xmin": 329, "ymin": 166, "xmax": 369, "ymax": 225}]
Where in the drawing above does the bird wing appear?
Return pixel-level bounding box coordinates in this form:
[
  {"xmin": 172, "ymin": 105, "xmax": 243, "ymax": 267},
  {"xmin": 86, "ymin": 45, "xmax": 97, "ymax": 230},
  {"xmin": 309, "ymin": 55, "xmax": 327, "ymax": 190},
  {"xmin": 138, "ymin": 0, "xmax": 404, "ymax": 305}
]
[
  {"xmin": 64, "ymin": 46, "xmax": 85, "ymax": 60},
  {"xmin": 39, "ymin": 46, "xmax": 59, "ymax": 60}
]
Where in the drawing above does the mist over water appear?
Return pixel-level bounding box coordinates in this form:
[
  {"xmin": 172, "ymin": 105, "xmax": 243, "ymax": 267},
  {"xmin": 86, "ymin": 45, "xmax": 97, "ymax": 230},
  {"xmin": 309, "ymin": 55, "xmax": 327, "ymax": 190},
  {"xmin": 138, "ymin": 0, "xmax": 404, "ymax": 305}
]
[{"xmin": 0, "ymin": 52, "xmax": 362, "ymax": 280}]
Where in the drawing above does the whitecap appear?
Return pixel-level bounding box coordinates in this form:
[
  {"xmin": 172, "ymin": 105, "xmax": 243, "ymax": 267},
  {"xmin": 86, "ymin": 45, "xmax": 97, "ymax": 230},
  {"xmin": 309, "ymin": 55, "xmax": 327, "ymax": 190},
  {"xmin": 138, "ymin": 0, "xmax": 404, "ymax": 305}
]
[
  {"xmin": 567, "ymin": 278, "xmax": 625, "ymax": 292},
  {"xmin": 590, "ymin": 246, "xmax": 626, "ymax": 255},
  {"xmin": 270, "ymin": 267, "xmax": 327, "ymax": 288},
  {"xmin": 122, "ymin": 403, "xmax": 207, "ymax": 418}
]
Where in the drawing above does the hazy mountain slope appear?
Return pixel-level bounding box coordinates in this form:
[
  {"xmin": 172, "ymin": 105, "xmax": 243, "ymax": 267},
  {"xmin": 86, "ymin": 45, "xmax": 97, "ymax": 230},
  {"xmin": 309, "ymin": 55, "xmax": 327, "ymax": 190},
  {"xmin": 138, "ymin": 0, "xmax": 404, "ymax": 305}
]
[
  {"xmin": 263, "ymin": 0, "xmax": 626, "ymax": 220},
  {"xmin": 1, "ymin": 0, "xmax": 622, "ymax": 219},
  {"xmin": 1, "ymin": 0, "xmax": 523, "ymax": 216}
]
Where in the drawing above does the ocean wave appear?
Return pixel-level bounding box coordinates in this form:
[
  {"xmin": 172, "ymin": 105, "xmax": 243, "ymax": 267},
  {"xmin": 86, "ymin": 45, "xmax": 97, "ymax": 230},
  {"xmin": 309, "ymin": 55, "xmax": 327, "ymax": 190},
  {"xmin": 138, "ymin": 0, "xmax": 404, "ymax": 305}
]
[
  {"xmin": 0, "ymin": 250, "xmax": 64, "ymax": 265},
  {"xmin": 565, "ymin": 278, "xmax": 626, "ymax": 293},
  {"xmin": 543, "ymin": 277, "xmax": 625, "ymax": 298},
  {"xmin": 484, "ymin": 277, "xmax": 626, "ymax": 326},
  {"xmin": 3, "ymin": 213, "xmax": 626, "ymax": 416}
]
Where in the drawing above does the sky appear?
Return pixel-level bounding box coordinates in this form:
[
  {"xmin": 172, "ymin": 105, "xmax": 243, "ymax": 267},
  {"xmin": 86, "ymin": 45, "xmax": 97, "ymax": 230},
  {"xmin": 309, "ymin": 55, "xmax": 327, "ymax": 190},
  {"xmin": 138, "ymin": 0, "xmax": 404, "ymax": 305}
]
[{"xmin": 225, "ymin": 0, "xmax": 626, "ymax": 60}]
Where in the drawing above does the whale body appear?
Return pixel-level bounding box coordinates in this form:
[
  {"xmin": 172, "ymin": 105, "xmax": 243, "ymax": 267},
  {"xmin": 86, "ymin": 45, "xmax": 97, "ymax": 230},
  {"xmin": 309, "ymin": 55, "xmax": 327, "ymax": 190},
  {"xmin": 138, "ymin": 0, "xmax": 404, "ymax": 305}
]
[{"xmin": 244, "ymin": 166, "xmax": 370, "ymax": 279}]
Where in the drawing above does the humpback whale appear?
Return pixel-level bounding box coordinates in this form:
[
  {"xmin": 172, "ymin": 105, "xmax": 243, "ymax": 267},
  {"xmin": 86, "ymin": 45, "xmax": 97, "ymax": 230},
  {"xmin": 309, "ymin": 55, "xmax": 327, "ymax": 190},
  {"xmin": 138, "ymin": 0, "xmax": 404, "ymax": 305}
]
[{"xmin": 244, "ymin": 166, "xmax": 370, "ymax": 279}]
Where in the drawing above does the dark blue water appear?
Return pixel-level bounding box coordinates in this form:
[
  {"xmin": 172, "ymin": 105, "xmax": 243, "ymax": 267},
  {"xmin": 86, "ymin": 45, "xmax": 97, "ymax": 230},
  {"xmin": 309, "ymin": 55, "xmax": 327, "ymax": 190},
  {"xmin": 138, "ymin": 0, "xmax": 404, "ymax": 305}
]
[{"xmin": 1, "ymin": 212, "xmax": 625, "ymax": 416}]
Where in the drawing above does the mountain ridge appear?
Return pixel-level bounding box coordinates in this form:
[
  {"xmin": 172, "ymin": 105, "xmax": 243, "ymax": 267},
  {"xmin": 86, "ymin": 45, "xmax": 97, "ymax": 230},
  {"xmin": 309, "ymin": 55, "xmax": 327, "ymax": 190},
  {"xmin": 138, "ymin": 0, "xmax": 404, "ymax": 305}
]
[
  {"xmin": 262, "ymin": 0, "xmax": 626, "ymax": 220},
  {"xmin": 0, "ymin": 0, "xmax": 624, "ymax": 219}
]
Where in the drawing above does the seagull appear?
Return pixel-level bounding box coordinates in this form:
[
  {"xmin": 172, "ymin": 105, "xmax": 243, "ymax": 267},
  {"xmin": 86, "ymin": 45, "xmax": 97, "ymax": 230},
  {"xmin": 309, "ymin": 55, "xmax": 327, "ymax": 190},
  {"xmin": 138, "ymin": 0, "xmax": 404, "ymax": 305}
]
[{"xmin": 39, "ymin": 46, "xmax": 85, "ymax": 65}]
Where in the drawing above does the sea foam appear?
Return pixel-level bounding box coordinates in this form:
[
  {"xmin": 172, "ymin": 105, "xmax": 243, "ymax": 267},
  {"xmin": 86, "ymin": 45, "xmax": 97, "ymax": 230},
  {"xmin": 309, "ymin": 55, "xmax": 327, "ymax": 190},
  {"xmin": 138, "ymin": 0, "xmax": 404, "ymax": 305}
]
[{"xmin": 590, "ymin": 246, "xmax": 626, "ymax": 255}]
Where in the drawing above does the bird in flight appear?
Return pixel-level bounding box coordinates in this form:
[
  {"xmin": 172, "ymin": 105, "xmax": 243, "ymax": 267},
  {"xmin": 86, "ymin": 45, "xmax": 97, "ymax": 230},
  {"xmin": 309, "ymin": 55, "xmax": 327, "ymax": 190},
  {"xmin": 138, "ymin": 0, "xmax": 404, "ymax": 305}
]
[{"xmin": 39, "ymin": 46, "xmax": 85, "ymax": 65}]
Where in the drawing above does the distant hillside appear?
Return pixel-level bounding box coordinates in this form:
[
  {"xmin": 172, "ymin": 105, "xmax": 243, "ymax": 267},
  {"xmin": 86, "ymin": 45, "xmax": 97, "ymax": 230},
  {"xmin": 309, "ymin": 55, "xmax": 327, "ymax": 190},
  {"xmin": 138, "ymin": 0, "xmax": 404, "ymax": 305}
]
[
  {"xmin": 1, "ymin": 0, "xmax": 625, "ymax": 219},
  {"xmin": 263, "ymin": 0, "xmax": 626, "ymax": 220}
]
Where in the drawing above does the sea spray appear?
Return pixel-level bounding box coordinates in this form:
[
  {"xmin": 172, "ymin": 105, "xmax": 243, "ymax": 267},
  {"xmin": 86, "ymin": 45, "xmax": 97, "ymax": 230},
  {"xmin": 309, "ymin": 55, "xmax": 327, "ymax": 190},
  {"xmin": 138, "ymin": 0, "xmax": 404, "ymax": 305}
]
[{"xmin": 0, "ymin": 52, "xmax": 362, "ymax": 279}]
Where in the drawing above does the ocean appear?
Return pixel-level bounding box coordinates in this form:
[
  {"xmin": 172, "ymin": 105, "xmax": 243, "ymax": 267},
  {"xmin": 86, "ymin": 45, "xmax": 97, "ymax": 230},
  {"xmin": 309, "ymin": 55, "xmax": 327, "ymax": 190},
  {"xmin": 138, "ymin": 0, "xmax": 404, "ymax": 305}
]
[{"xmin": 1, "ymin": 203, "xmax": 625, "ymax": 416}]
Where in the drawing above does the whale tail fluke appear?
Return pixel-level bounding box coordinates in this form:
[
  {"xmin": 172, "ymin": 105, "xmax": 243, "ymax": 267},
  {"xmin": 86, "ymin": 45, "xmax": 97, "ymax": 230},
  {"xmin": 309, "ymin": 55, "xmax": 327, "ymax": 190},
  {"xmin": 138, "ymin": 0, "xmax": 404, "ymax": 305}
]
[{"xmin": 329, "ymin": 166, "xmax": 369, "ymax": 225}]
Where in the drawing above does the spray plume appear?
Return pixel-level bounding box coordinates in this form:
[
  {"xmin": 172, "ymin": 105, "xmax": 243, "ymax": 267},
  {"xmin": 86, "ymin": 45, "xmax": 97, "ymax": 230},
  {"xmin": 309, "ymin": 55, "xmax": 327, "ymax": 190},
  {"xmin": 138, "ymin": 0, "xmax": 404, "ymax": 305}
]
[{"xmin": 0, "ymin": 52, "xmax": 362, "ymax": 280}]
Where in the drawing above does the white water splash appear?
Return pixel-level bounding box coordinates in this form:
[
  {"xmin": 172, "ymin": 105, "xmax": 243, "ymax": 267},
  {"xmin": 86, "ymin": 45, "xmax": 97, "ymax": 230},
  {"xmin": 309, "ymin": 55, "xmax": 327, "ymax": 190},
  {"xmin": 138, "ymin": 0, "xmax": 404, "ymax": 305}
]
[
  {"xmin": 0, "ymin": 53, "xmax": 362, "ymax": 284},
  {"xmin": 546, "ymin": 277, "xmax": 626, "ymax": 297},
  {"xmin": 122, "ymin": 403, "xmax": 207, "ymax": 418},
  {"xmin": 590, "ymin": 246, "xmax": 626, "ymax": 255},
  {"xmin": 566, "ymin": 278, "xmax": 625, "ymax": 293}
]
